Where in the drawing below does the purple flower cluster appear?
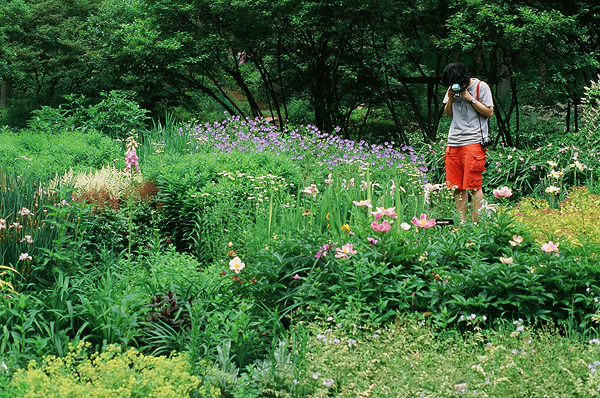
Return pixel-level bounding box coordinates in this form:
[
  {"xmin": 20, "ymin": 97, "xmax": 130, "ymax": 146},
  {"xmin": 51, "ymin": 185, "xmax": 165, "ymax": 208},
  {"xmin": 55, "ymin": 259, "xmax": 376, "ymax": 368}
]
[{"xmin": 178, "ymin": 114, "xmax": 427, "ymax": 177}]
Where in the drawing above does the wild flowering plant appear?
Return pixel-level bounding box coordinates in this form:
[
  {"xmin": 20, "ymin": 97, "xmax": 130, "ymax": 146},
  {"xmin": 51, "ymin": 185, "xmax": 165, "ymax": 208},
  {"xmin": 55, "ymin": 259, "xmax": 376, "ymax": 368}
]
[
  {"xmin": 124, "ymin": 133, "xmax": 140, "ymax": 173},
  {"xmin": 173, "ymin": 114, "xmax": 428, "ymax": 191}
]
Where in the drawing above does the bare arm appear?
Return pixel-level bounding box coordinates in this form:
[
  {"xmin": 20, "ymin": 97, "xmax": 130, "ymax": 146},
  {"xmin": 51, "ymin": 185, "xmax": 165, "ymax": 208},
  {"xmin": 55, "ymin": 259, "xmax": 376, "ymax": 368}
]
[{"xmin": 444, "ymin": 91, "xmax": 454, "ymax": 117}]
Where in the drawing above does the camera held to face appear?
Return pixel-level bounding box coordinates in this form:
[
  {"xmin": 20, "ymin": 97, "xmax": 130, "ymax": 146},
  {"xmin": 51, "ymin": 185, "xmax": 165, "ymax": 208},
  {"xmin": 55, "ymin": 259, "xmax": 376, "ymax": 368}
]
[{"xmin": 451, "ymin": 83, "xmax": 465, "ymax": 98}]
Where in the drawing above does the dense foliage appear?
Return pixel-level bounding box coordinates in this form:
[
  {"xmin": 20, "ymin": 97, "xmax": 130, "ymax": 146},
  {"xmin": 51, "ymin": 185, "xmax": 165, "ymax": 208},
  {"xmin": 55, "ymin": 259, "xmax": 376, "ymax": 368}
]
[
  {"xmin": 1, "ymin": 83, "xmax": 600, "ymax": 395},
  {"xmin": 1, "ymin": 0, "xmax": 599, "ymax": 146}
]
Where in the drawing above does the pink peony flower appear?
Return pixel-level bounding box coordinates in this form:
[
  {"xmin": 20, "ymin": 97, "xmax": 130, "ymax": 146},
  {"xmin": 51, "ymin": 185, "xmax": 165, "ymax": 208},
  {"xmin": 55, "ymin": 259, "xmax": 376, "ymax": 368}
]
[
  {"xmin": 382, "ymin": 207, "xmax": 398, "ymax": 219},
  {"xmin": 371, "ymin": 206, "xmax": 397, "ymax": 220},
  {"xmin": 492, "ymin": 186, "xmax": 513, "ymax": 198},
  {"xmin": 541, "ymin": 241, "xmax": 559, "ymax": 253},
  {"xmin": 371, "ymin": 220, "xmax": 392, "ymax": 232},
  {"xmin": 411, "ymin": 213, "xmax": 436, "ymax": 229}
]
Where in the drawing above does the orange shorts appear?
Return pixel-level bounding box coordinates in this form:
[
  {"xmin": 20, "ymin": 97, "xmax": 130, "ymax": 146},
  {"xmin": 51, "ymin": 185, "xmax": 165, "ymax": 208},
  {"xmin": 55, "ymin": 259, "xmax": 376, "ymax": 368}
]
[{"xmin": 445, "ymin": 144, "xmax": 487, "ymax": 190}]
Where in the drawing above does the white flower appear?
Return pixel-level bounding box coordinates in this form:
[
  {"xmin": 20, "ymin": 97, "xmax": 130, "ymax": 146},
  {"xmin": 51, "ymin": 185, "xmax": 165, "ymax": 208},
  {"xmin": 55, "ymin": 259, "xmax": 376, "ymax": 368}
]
[
  {"xmin": 400, "ymin": 222, "xmax": 411, "ymax": 231},
  {"xmin": 545, "ymin": 186, "xmax": 560, "ymax": 194},
  {"xmin": 228, "ymin": 256, "xmax": 245, "ymax": 273},
  {"xmin": 571, "ymin": 161, "xmax": 586, "ymax": 171}
]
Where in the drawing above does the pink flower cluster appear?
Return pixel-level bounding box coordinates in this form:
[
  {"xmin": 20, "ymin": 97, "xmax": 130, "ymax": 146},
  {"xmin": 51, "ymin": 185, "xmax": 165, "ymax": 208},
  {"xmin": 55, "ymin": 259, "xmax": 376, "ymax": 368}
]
[
  {"xmin": 125, "ymin": 135, "xmax": 140, "ymax": 173},
  {"xmin": 370, "ymin": 206, "xmax": 397, "ymax": 233},
  {"xmin": 315, "ymin": 243, "xmax": 334, "ymax": 259}
]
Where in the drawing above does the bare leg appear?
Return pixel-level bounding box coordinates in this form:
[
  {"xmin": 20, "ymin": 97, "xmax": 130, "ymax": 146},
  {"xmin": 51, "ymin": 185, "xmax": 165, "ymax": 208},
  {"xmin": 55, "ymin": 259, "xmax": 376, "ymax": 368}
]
[
  {"xmin": 454, "ymin": 189, "xmax": 468, "ymax": 222},
  {"xmin": 471, "ymin": 189, "xmax": 484, "ymax": 223},
  {"xmin": 455, "ymin": 189, "xmax": 484, "ymax": 223}
]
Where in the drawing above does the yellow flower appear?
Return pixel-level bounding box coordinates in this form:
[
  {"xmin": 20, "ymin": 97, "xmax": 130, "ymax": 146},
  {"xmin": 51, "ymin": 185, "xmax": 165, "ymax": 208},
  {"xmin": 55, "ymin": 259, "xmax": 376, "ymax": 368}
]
[{"xmin": 341, "ymin": 224, "xmax": 351, "ymax": 233}]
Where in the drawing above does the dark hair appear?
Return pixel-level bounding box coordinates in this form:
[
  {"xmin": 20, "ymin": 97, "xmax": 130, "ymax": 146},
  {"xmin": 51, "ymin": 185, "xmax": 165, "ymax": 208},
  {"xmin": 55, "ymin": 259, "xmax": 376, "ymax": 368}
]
[{"xmin": 441, "ymin": 62, "xmax": 471, "ymax": 87}]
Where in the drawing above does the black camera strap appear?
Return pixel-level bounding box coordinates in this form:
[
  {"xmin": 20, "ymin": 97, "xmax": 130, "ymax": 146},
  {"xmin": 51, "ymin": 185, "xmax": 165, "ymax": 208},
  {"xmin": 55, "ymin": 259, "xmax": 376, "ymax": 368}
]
[{"xmin": 475, "ymin": 81, "xmax": 484, "ymax": 142}]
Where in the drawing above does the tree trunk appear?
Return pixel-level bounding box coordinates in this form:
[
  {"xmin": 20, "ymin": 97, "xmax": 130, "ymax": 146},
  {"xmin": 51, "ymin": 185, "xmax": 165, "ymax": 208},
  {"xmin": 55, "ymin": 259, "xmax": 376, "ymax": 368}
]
[{"xmin": 0, "ymin": 79, "xmax": 6, "ymax": 109}]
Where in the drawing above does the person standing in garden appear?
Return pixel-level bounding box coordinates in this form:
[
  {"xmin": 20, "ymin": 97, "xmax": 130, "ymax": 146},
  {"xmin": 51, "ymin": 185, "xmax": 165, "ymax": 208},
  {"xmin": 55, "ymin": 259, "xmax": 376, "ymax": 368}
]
[{"xmin": 441, "ymin": 62, "xmax": 494, "ymax": 223}]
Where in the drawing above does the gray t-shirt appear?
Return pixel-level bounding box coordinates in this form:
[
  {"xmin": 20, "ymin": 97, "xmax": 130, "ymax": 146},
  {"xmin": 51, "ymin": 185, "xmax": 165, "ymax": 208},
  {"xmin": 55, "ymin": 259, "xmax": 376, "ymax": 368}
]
[{"xmin": 443, "ymin": 78, "xmax": 494, "ymax": 147}]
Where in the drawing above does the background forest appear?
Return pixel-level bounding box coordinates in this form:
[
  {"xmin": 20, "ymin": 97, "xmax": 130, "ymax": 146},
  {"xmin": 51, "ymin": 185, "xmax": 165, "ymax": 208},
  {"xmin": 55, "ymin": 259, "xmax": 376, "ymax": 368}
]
[{"xmin": 1, "ymin": 0, "xmax": 599, "ymax": 146}]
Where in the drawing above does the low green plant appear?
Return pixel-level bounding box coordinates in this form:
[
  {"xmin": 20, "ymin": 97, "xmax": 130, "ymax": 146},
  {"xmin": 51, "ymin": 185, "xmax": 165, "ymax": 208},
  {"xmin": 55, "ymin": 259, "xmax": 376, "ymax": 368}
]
[
  {"xmin": 0, "ymin": 131, "xmax": 120, "ymax": 181},
  {"xmin": 510, "ymin": 186, "xmax": 600, "ymax": 245},
  {"xmin": 8, "ymin": 342, "xmax": 219, "ymax": 398},
  {"xmin": 273, "ymin": 315, "xmax": 600, "ymax": 397}
]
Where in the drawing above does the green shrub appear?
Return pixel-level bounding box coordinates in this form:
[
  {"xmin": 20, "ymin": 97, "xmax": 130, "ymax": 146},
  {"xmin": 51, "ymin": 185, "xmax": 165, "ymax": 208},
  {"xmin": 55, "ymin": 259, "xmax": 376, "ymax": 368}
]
[
  {"xmin": 0, "ymin": 131, "xmax": 120, "ymax": 182},
  {"xmin": 153, "ymin": 151, "xmax": 303, "ymax": 263},
  {"xmin": 510, "ymin": 186, "xmax": 600, "ymax": 245},
  {"xmin": 283, "ymin": 315, "xmax": 600, "ymax": 397},
  {"xmin": 8, "ymin": 342, "xmax": 218, "ymax": 398},
  {"xmin": 27, "ymin": 92, "xmax": 150, "ymax": 139}
]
